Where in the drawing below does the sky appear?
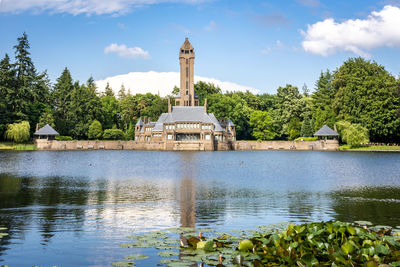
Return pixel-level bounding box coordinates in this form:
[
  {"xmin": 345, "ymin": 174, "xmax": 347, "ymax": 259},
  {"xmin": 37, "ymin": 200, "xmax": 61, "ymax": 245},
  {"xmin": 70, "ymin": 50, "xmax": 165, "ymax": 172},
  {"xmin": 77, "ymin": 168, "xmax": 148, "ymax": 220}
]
[{"xmin": 1, "ymin": 0, "xmax": 400, "ymax": 95}]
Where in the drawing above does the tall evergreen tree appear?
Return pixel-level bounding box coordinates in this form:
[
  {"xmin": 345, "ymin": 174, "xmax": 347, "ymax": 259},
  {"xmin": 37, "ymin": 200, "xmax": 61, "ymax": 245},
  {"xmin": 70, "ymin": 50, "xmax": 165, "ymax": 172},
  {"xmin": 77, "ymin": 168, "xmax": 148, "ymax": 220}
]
[
  {"xmin": 0, "ymin": 54, "xmax": 16, "ymax": 137},
  {"xmin": 104, "ymin": 82, "xmax": 114, "ymax": 97}
]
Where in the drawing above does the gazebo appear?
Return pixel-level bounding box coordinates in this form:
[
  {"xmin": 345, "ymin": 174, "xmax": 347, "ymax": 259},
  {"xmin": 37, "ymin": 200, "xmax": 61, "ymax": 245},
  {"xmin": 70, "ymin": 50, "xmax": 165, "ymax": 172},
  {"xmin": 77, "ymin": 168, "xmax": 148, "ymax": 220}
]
[
  {"xmin": 314, "ymin": 125, "xmax": 339, "ymax": 140},
  {"xmin": 34, "ymin": 124, "xmax": 60, "ymax": 140}
]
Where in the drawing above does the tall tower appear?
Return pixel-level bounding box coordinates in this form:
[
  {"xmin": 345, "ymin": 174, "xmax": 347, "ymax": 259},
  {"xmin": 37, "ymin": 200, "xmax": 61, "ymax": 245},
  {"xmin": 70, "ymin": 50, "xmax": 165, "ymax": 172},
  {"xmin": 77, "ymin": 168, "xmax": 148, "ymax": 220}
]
[{"xmin": 176, "ymin": 38, "xmax": 198, "ymax": 106}]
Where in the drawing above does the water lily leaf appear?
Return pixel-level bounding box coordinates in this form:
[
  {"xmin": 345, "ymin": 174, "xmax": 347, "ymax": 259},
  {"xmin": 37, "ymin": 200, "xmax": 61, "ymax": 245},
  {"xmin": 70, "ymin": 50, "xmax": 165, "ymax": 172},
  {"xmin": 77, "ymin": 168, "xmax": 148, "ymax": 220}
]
[
  {"xmin": 347, "ymin": 226, "xmax": 356, "ymax": 235},
  {"xmin": 341, "ymin": 241, "xmax": 354, "ymax": 254},
  {"xmin": 375, "ymin": 244, "xmax": 389, "ymax": 255},
  {"xmin": 124, "ymin": 254, "xmax": 148, "ymax": 260},
  {"xmin": 188, "ymin": 236, "xmax": 200, "ymax": 247},
  {"xmin": 204, "ymin": 240, "xmax": 215, "ymax": 252},
  {"xmin": 158, "ymin": 250, "xmax": 179, "ymax": 257},
  {"xmin": 389, "ymin": 262, "xmax": 400, "ymax": 267},
  {"xmin": 233, "ymin": 255, "xmax": 244, "ymax": 265},
  {"xmin": 301, "ymin": 254, "xmax": 318, "ymax": 266},
  {"xmin": 120, "ymin": 243, "xmax": 136, "ymax": 248},
  {"xmin": 167, "ymin": 227, "xmax": 195, "ymax": 234},
  {"xmin": 0, "ymin": 227, "xmax": 7, "ymax": 230},
  {"xmin": 354, "ymin": 221, "xmax": 373, "ymax": 226},
  {"xmin": 365, "ymin": 261, "xmax": 378, "ymax": 267},
  {"xmin": 111, "ymin": 261, "xmax": 135, "ymax": 266}
]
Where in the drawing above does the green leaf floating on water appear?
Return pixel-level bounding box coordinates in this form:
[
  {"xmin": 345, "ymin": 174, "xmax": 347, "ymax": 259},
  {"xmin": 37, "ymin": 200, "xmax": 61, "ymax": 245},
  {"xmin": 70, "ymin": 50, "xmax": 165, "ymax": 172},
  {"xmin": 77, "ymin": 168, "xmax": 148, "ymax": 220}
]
[
  {"xmin": 158, "ymin": 251, "xmax": 179, "ymax": 257},
  {"xmin": 114, "ymin": 221, "xmax": 400, "ymax": 266},
  {"xmin": 111, "ymin": 261, "xmax": 135, "ymax": 267},
  {"xmin": 124, "ymin": 254, "xmax": 148, "ymax": 260},
  {"xmin": 0, "ymin": 227, "xmax": 7, "ymax": 231}
]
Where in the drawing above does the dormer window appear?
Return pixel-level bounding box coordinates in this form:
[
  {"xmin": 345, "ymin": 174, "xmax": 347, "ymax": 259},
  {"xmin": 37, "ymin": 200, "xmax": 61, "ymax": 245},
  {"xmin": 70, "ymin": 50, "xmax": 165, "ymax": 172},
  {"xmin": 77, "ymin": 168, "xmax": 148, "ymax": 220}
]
[
  {"xmin": 190, "ymin": 50, "xmax": 193, "ymax": 53},
  {"xmin": 185, "ymin": 50, "xmax": 189, "ymax": 54},
  {"xmin": 181, "ymin": 49, "xmax": 184, "ymax": 53}
]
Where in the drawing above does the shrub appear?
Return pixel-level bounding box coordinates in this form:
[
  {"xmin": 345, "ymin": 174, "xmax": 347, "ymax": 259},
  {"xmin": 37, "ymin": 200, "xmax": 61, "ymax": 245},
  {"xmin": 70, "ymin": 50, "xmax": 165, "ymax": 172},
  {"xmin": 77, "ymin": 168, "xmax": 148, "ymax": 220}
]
[
  {"xmin": 295, "ymin": 136, "xmax": 318, "ymax": 141},
  {"xmin": 88, "ymin": 120, "xmax": 103, "ymax": 140},
  {"xmin": 55, "ymin": 136, "xmax": 73, "ymax": 141},
  {"xmin": 4, "ymin": 121, "xmax": 30, "ymax": 143},
  {"xmin": 103, "ymin": 129, "xmax": 124, "ymax": 140}
]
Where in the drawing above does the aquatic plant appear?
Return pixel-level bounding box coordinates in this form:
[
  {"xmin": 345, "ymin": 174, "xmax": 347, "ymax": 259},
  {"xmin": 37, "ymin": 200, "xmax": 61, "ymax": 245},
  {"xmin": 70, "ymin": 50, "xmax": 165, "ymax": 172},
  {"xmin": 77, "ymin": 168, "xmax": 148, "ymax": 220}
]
[
  {"xmin": 0, "ymin": 227, "xmax": 8, "ymax": 239},
  {"xmin": 114, "ymin": 221, "xmax": 400, "ymax": 266}
]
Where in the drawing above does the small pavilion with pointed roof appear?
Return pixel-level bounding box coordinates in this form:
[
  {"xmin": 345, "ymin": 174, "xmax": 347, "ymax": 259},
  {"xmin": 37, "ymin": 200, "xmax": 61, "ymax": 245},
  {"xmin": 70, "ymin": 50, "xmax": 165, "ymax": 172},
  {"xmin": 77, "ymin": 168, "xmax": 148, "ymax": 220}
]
[
  {"xmin": 314, "ymin": 125, "xmax": 339, "ymax": 140},
  {"xmin": 34, "ymin": 124, "xmax": 60, "ymax": 140}
]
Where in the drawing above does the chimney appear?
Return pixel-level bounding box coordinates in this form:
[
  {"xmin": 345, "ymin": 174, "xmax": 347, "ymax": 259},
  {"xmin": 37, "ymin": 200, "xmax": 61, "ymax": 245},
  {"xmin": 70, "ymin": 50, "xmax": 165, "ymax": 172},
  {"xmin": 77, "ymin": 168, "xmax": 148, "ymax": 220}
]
[
  {"xmin": 204, "ymin": 98, "xmax": 207, "ymax": 112},
  {"xmin": 35, "ymin": 123, "xmax": 39, "ymax": 132},
  {"xmin": 168, "ymin": 98, "xmax": 171, "ymax": 113}
]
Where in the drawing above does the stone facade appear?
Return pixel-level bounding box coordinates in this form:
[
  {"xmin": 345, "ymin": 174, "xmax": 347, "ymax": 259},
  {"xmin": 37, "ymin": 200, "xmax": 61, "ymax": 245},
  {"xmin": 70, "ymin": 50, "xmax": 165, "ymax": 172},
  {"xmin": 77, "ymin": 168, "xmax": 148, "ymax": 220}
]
[
  {"xmin": 35, "ymin": 139, "xmax": 338, "ymax": 151},
  {"xmin": 134, "ymin": 38, "xmax": 236, "ymax": 151}
]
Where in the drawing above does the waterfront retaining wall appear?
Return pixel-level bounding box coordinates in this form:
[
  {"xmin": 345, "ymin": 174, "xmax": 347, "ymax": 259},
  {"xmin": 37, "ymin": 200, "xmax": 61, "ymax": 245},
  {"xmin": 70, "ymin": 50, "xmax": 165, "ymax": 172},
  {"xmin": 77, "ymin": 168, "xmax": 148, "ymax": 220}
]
[{"xmin": 36, "ymin": 139, "xmax": 338, "ymax": 151}]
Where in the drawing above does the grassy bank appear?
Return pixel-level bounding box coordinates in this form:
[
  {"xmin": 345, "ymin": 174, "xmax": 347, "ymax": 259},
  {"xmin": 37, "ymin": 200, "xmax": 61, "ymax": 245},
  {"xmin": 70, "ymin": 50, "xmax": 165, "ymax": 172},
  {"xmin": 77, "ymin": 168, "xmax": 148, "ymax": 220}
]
[
  {"xmin": 0, "ymin": 142, "xmax": 37, "ymax": 151},
  {"xmin": 339, "ymin": 145, "xmax": 400, "ymax": 151}
]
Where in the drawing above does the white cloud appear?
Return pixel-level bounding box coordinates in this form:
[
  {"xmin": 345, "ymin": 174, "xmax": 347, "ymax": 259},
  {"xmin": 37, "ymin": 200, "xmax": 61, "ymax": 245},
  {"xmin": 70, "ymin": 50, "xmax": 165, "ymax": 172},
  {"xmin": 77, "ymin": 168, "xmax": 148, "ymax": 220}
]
[
  {"xmin": 205, "ymin": 20, "xmax": 217, "ymax": 31},
  {"xmin": 104, "ymin": 43, "xmax": 150, "ymax": 59},
  {"xmin": 95, "ymin": 71, "xmax": 260, "ymax": 97},
  {"xmin": 0, "ymin": 0, "xmax": 208, "ymax": 15},
  {"xmin": 260, "ymin": 40, "xmax": 284, "ymax": 55},
  {"xmin": 301, "ymin": 5, "xmax": 400, "ymax": 57}
]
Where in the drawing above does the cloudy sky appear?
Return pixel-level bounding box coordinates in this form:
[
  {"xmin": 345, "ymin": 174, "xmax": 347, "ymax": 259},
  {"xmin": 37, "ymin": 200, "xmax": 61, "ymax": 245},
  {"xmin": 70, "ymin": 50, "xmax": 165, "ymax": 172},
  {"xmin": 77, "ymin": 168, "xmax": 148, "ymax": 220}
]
[{"xmin": 1, "ymin": 0, "xmax": 400, "ymax": 95}]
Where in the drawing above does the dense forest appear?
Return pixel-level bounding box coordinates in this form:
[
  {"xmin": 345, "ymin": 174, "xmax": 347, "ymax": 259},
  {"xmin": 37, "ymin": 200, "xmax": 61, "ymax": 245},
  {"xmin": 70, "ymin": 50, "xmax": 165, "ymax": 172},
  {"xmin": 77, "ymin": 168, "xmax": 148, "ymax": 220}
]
[{"xmin": 1, "ymin": 33, "xmax": 400, "ymax": 143}]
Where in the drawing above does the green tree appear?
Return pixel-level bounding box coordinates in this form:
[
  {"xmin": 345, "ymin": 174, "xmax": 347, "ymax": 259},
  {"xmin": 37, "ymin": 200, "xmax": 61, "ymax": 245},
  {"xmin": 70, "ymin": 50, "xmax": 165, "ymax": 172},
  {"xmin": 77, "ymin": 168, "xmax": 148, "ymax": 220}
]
[
  {"xmin": 104, "ymin": 82, "xmax": 114, "ymax": 97},
  {"xmin": 301, "ymin": 116, "xmax": 314, "ymax": 137},
  {"xmin": 332, "ymin": 58, "xmax": 400, "ymax": 142},
  {"xmin": 0, "ymin": 54, "xmax": 16, "ymax": 139},
  {"xmin": 288, "ymin": 116, "xmax": 301, "ymax": 140},
  {"xmin": 117, "ymin": 84, "xmax": 126, "ymax": 99},
  {"xmin": 194, "ymin": 81, "xmax": 222, "ymax": 105},
  {"xmin": 52, "ymin": 67, "xmax": 74, "ymax": 135},
  {"xmin": 311, "ymin": 70, "xmax": 336, "ymax": 131},
  {"xmin": 88, "ymin": 120, "xmax": 103, "ymax": 139},
  {"xmin": 38, "ymin": 110, "xmax": 55, "ymax": 128},
  {"xmin": 4, "ymin": 121, "xmax": 30, "ymax": 143},
  {"xmin": 100, "ymin": 94, "xmax": 120, "ymax": 130},
  {"xmin": 249, "ymin": 110, "xmax": 277, "ymax": 140},
  {"xmin": 275, "ymin": 84, "xmax": 305, "ymax": 138},
  {"xmin": 103, "ymin": 129, "xmax": 125, "ymax": 140},
  {"xmin": 337, "ymin": 120, "xmax": 369, "ymax": 147}
]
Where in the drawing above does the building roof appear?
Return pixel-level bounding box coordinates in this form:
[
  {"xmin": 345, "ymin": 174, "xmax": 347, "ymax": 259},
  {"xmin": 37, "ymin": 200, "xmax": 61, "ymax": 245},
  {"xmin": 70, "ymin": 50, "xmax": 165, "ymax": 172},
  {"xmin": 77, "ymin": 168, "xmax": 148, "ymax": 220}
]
[
  {"xmin": 34, "ymin": 124, "xmax": 59, "ymax": 136},
  {"xmin": 227, "ymin": 118, "xmax": 235, "ymax": 127},
  {"xmin": 208, "ymin": 113, "xmax": 224, "ymax": 132},
  {"xmin": 314, "ymin": 125, "xmax": 339, "ymax": 136},
  {"xmin": 135, "ymin": 118, "xmax": 144, "ymax": 127},
  {"xmin": 153, "ymin": 113, "xmax": 168, "ymax": 132},
  {"xmin": 166, "ymin": 106, "xmax": 213, "ymax": 123},
  {"xmin": 180, "ymin": 37, "xmax": 194, "ymax": 51}
]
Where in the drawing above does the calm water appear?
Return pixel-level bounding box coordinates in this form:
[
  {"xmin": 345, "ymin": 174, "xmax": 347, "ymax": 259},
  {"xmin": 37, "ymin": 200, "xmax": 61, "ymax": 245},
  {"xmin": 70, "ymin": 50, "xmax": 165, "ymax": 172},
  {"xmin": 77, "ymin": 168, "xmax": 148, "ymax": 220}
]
[{"xmin": 0, "ymin": 150, "xmax": 400, "ymax": 266}]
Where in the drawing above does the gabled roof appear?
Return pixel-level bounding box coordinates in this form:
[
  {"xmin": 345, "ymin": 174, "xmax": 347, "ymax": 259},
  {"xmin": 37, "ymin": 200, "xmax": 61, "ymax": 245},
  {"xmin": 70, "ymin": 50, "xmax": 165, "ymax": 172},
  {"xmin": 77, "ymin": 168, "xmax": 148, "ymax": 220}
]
[
  {"xmin": 227, "ymin": 118, "xmax": 235, "ymax": 127},
  {"xmin": 34, "ymin": 124, "xmax": 59, "ymax": 136},
  {"xmin": 135, "ymin": 118, "xmax": 144, "ymax": 127},
  {"xmin": 314, "ymin": 125, "xmax": 339, "ymax": 136},
  {"xmin": 153, "ymin": 113, "xmax": 168, "ymax": 132},
  {"xmin": 208, "ymin": 113, "xmax": 224, "ymax": 132},
  {"xmin": 166, "ymin": 106, "xmax": 213, "ymax": 123}
]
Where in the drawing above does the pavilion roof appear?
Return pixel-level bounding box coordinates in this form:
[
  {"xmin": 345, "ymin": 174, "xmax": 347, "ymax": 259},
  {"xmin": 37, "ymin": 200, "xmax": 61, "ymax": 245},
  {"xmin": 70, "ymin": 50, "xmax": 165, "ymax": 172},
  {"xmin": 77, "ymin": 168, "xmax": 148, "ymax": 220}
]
[
  {"xmin": 314, "ymin": 125, "xmax": 339, "ymax": 136},
  {"xmin": 34, "ymin": 124, "xmax": 59, "ymax": 136}
]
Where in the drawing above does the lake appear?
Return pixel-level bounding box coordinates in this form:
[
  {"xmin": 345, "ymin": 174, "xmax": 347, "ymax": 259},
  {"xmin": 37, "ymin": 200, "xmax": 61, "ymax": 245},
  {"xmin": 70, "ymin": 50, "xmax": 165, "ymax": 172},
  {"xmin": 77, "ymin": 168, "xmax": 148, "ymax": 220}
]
[{"xmin": 0, "ymin": 150, "xmax": 400, "ymax": 266}]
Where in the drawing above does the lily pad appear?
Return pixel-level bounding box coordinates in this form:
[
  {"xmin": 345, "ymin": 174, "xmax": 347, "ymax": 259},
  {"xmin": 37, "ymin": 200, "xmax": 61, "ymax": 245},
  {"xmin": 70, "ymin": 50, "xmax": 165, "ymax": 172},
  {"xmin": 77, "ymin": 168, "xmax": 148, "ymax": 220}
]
[
  {"xmin": 124, "ymin": 254, "xmax": 148, "ymax": 260},
  {"xmin": 111, "ymin": 261, "xmax": 135, "ymax": 266},
  {"xmin": 0, "ymin": 227, "xmax": 7, "ymax": 231},
  {"xmin": 158, "ymin": 250, "xmax": 179, "ymax": 257},
  {"xmin": 354, "ymin": 220, "xmax": 373, "ymax": 226}
]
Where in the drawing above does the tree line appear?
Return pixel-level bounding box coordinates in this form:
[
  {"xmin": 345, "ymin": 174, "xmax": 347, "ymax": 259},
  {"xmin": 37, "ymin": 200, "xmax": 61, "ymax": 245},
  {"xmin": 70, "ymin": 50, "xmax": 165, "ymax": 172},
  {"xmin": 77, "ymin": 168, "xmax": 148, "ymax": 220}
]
[{"xmin": 1, "ymin": 33, "xmax": 400, "ymax": 144}]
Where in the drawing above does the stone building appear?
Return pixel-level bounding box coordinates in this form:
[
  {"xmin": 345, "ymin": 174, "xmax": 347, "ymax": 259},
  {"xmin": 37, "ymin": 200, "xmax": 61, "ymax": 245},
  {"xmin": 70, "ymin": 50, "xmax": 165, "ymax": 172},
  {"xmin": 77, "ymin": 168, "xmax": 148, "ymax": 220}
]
[{"xmin": 135, "ymin": 38, "xmax": 236, "ymax": 150}]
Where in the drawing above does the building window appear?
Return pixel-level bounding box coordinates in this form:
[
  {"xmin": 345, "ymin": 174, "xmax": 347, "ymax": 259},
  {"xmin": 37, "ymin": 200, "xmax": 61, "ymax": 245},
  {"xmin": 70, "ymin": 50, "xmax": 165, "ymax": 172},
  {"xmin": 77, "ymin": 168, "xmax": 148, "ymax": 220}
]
[
  {"xmin": 167, "ymin": 134, "xmax": 173, "ymax": 140},
  {"xmin": 185, "ymin": 50, "xmax": 189, "ymax": 54},
  {"xmin": 186, "ymin": 90, "xmax": 188, "ymax": 95},
  {"xmin": 190, "ymin": 50, "xmax": 193, "ymax": 53},
  {"xmin": 181, "ymin": 49, "xmax": 184, "ymax": 53},
  {"xmin": 186, "ymin": 81, "xmax": 188, "ymax": 89},
  {"xmin": 186, "ymin": 67, "xmax": 188, "ymax": 77},
  {"xmin": 205, "ymin": 134, "xmax": 210, "ymax": 140},
  {"xmin": 186, "ymin": 59, "xmax": 188, "ymax": 64}
]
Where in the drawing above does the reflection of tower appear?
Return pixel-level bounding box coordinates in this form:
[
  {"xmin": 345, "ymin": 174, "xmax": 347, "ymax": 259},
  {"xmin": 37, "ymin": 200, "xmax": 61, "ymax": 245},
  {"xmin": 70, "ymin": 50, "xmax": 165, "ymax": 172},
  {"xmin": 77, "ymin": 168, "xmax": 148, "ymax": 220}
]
[
  {"xmin": 178, "ymin": 152, "xmax": 196, "ymax": 228},
  {"xmin": 180, "ymin": 178, "xmax": 196, "ymax": 228}
]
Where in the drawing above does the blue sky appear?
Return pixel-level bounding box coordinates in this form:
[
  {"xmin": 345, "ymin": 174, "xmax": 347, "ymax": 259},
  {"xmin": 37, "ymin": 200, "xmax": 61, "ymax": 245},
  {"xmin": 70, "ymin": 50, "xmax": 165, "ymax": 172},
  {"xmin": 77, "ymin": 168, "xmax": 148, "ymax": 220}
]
[{"xmin": 1, "ymin": 0, "xmax": 400, "ymax": 94}]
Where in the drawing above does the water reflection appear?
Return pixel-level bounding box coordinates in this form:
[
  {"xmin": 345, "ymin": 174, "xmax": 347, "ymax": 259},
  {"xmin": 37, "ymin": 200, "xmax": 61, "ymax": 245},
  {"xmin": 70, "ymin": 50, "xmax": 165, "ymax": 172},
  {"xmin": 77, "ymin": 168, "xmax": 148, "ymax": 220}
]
[{"xmin": 0, "ymin": 150, "xmax": 399, "ymax": 266}]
